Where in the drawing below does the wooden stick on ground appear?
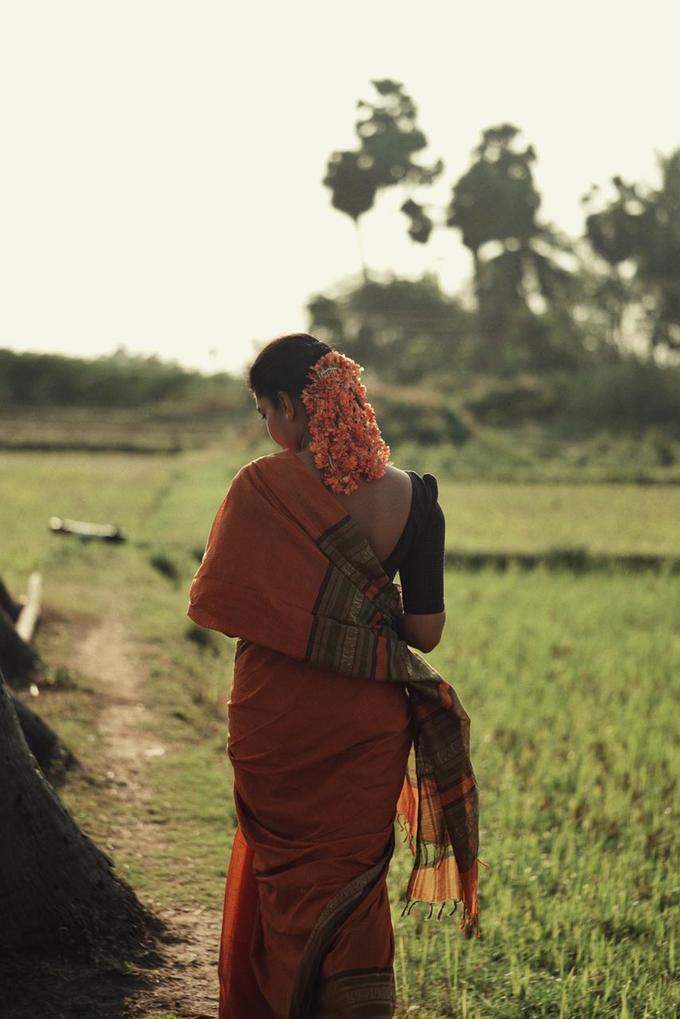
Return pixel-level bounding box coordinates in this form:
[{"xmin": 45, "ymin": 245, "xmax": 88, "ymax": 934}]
[
  {"xmin": 16, "ymin": 572, "xmax": 42, "ymax": 644},
  {"xmin": 48, "ymin": 516, "xmax": 125, "ymax": 542}
]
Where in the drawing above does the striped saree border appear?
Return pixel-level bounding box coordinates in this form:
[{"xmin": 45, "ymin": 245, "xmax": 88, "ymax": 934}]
[
  {"xmin": 312, "ymin": 967, "xmax": 396, "ymax": 1018},
  {"xmin": 289, "ymin": 830, "xmax": 396, "ymax": 1019}
]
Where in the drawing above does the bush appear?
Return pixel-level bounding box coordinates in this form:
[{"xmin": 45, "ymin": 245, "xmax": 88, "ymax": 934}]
[
  {"xmin": 370, "ymin": 383, "xmax": 471, "ymax": 446},
  {"xmin": 553, "ymin": 360, "xmax": 680, "ymax": 434},
  {"xmin": 461, "ymin": 374, "xmax": 559, "ymax": 425}
]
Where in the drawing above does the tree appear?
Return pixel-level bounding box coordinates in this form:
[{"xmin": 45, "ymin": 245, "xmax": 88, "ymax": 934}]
[
  {"xmin": 583, "ymin": 148, "xmax": 680, "ymax": 360},
  {"xmin": 306, "ymin": 272, "xmax": 472, "ymax": 384},
  {"xmin": 323, "ymin": 151, "xmax": 379, "ymax": 281},
  {"xmin": 446, "ymin": 124, "xmax": 581, "ymax": 371},
  {"xmin": 323, "ymin": 80, "xmax": 443, "ymax": 280}
]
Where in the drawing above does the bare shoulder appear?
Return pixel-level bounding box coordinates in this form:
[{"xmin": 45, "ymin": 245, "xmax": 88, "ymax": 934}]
[{"xmin": 294, "ymin": 450, "xmax": 410, "ymax": 495}]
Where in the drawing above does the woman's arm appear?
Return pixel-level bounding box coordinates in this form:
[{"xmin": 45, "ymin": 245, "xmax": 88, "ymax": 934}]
[{"xmin": 397, "ymin": 609, "xmax": 446, "ymax": 653}]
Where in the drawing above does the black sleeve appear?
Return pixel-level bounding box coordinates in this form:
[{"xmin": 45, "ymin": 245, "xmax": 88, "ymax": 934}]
[{"xmin": 398, "ymin": 474, "xmax": 445, "ymax": 614}]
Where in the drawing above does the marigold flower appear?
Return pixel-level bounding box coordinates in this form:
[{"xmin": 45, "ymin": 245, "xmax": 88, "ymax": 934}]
[{"xmin": 300, "ymin": 350, "xmax": 391, "ymax": 494}]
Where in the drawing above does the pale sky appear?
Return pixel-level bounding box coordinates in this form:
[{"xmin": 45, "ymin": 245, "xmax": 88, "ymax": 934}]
[{"xmin": 0, "ymin": 1, "xmax": 677, "ymax": 376}]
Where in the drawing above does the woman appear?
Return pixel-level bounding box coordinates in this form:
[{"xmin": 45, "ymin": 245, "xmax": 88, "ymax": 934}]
[{"xmin": 187, "ymin": 334, "xmax": 485, "ymax": 1019}]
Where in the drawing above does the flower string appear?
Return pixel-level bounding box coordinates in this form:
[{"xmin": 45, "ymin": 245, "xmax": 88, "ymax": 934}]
[{"xmin": 300, "ymin": 350, "xmax": 391, "ymax": 495}]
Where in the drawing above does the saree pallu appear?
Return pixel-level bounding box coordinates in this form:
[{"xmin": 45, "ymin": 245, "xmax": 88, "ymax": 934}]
[{"xmin": 187, "ymin": 448, "xmax": 486, "ymax": 1019}]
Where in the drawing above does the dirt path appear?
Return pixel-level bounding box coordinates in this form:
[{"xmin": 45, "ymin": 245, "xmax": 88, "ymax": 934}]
[{"xmin": 73, "ymin": 613, "xmax": 222, "ymax": 1019}]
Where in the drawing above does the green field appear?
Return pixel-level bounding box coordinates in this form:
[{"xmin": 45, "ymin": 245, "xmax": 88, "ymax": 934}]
[{"xmin": 2, "ymin": 442, "xmax": 678, "ymax": 1018}]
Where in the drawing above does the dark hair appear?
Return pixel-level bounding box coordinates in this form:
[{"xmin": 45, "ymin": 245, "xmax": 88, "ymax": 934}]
[{"xmin": 248, "ymin": 333, "xmax": 333, "ymax": 408}]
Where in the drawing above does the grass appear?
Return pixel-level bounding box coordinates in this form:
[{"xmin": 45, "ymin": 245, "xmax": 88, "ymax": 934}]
[
  {"xmin": 436, "ymin": 480, "xmax": 680, "ymax": 555},
  {"xmin": 388, "ymin": 567, "xmax": 678, "ymax": 1016},
  {"xmin": 3, "ymin": 440, "xmax": 678, "ymax": 1017},
  {"xmin": 4, "ymin": 404, "xmax": 680, "ymax": 483},
  {"xmin": 0, "ymin": 404, "xmax": 234, "ymax": 453}
]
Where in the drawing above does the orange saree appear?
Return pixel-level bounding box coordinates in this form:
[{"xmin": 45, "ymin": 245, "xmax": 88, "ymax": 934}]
[{"xmin": 187, "ymin": 448, "xmax": 485, "ymax": 1019}]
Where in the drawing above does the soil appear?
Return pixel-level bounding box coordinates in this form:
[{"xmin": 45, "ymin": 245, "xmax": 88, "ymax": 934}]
[
  {"xmin": 3, "ymin": 613, "xmax": 223, "ymax": 1019},
  {"xmin": 75, "ymin": 613, "xmax": 223, "ymax": 1019}
]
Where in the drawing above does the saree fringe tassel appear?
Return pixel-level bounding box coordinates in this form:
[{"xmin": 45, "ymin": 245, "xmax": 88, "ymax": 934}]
[{"xmin": 397, "ymin": 857, "xmax": 491, "ymax": 938}]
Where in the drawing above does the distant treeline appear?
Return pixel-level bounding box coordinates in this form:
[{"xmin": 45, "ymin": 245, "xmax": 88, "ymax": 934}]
[
  {"xmin": 0, "ymin": 348, "xmax": 249, "ymax": 412},
  {"xmin": 2, "ymin": 345, "xmax": 679, "ymax": 448}
]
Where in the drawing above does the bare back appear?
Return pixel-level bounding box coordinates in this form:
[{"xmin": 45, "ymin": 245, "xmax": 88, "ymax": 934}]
[{"xmin": 293, "ymin": 449, "xmax": 413, "ymax": 565}]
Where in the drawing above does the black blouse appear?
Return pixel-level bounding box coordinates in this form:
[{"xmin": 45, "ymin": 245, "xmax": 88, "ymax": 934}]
[{"xmin": 379, "ymin": 471, "xmax": 445, "ymax": 615}]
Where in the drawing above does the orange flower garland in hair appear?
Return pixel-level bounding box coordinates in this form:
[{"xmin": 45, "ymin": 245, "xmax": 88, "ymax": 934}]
[{"xmin": 300, "ymin": 350, "xmax": 391, "ymax": 495}]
